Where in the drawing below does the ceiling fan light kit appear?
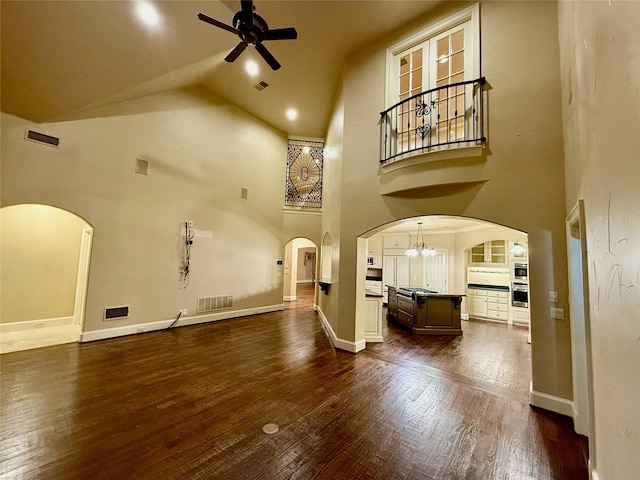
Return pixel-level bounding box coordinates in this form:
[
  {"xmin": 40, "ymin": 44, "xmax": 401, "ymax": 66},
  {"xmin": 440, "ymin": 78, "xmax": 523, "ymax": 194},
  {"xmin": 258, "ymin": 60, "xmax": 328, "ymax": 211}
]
[{"xmin": 198, "ymin": 0, "xmax": 297, "ymax": 70}]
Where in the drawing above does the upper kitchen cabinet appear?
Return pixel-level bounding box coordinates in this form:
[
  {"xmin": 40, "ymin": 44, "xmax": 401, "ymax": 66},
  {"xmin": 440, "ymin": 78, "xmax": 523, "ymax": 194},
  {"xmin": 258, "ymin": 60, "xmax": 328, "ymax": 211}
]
[
  {"xmin": 383, "ymin": 233, "xmax": 411, "ymax": 250},
  {"xmin": 367, "ymin": 235, "xmax": 383, "ymax": 267},
  {"xmin": 468, "ymin": 240, "xmax": 507, "ymax": 266},
  {"xmin": 367, "ymin": 236, "xmax": 383, "ymax": 256}
]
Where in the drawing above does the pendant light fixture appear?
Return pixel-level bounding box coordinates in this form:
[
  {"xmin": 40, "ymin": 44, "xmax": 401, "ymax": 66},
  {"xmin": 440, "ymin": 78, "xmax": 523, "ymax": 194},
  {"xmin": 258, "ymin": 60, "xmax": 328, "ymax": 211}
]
[
  {"xmin": 405, "ymin": 222, "xmax": 437, "ymax": 257},
  {"xmin": 510, "ymin": 237, "xmax": 528, "ymax": 255}
]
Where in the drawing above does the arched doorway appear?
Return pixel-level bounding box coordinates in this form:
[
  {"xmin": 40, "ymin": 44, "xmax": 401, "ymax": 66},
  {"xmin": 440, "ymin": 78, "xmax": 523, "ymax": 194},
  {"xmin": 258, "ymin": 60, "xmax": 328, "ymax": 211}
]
[
  {"xmin": 356, "ymin": 215, "xmax": 530, "ymax": 343},
  {"xmin": 0, "ymin": 204, "xmax": 93, "ymax": 353},
  {"xmin": 283, "ymin": 237, "xmax": 317, "ymax": 307},
  {"xmin": 355, "ymin": 214, "xmax": 533, "ymax": 396}
]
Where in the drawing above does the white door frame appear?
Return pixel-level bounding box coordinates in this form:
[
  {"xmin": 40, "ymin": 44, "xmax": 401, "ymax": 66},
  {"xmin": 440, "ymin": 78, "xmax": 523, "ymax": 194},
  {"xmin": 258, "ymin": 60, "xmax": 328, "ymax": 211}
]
[
  {"xmin": 73, "ymin": 225, "xmax": 94, "ymax": 331},
  {"xmin": 567, "ymin": 200, "xmax": 596, "ymax": 466}
]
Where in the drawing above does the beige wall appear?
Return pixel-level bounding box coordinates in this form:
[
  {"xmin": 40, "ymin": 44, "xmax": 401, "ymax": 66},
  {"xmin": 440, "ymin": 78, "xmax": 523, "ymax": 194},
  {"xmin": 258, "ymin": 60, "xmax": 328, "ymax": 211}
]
[
  {"xmin": 558, "ymin": 1, "xmax": 640, "ymax": 477},
  {"xmin": 323, "ymin": 1, "xmax": 572, "ymax": 399},
  {"xmin": 1, "ymin": 204, "xmax": 87, "ymax": 323},
  {"xmin": 1, "ymin": 86, "xmax": 288, "ymax": 333},
  {"xmin": 318, "ymin": 86, "xmax": 345, "ymax": 334}
]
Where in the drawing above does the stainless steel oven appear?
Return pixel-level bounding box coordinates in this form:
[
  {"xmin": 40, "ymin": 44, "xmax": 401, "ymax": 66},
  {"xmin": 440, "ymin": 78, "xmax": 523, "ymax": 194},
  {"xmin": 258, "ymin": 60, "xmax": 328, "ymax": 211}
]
[
  {"xmin": 512, "ymin": 282, "xmax": 529, "ymax": 307},
  {"xmin": 514, "ymin": 263, "xmax": 528, "ymax": 281}
]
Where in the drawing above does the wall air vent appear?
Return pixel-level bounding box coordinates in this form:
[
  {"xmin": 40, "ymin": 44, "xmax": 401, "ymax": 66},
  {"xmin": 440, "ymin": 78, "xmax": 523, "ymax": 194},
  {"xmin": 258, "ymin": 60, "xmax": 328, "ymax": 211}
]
[
  {"xmin": 135, "ymin": 158, "xmax": 149, "ymax": 175},
  {"xmin": 25, "ymin": 129, "xmax": 60, "ymax": 147},
  {"xmin": 254, "ymin": 81, "xmax": 269, "ymax": 91},
  {"xmin": 104, "ymin": 305, "xmax": 130, "ymax": 321},
  {"xmin": 197, "ymin": 295, "xmax": 233, "ymax": 313}
]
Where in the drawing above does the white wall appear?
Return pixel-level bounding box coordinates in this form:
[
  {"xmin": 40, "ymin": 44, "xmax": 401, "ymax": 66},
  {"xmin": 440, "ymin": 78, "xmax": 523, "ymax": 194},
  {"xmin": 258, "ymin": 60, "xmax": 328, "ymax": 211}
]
[
  {"xmin": 558, "ymin": 1, "xmax": 640, "ymax": 477},
  {"xmin": 1, "ymin": 86, "xmax": 288, "ymax": 334}
]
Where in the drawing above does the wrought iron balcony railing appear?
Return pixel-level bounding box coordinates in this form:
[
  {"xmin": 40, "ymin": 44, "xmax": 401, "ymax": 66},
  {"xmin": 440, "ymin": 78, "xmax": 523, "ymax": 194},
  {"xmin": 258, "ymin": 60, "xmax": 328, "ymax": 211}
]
[{"xmin": 380, "ymin": 77, "xmax": 486, "ymax": 165}]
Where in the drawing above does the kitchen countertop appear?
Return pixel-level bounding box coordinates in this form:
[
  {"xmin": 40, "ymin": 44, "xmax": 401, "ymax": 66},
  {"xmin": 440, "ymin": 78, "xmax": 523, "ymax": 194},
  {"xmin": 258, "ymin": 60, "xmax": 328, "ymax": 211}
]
[
  {"xmin": 467, "ymin": 283, "xmax": 510, "ymax": 291},
  {"xmin": 394, "ymin": 286, "xmax": 465, "ymax": 297}
]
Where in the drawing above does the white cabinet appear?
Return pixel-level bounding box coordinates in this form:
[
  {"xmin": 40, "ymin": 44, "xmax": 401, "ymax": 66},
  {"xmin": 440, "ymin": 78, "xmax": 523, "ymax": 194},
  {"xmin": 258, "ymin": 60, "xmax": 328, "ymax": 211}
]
[
  {"xmin": 469, "ymin": 240, "xmax": 507, "ymax": 266},
  {"xmin": 511, "ymin": 306, "xmax": 530, "ymax": 325},
  {"xmin": 367, "ymin": 236, "xmax": 383, "ymax": 255},
  {"xmin": 467, "ymin": 288, "xmax": 488, "ymax": 317},
  {"xmin": 467, "ymin": 288, "xmax": 510, "ymax": 322},
  {"xmin": 383, "ymin": 233, "xmax": 410, "ymax": 249},
  {"xmin": 367, "ymin": 235, "xmax": 383, "ymax": 267},
  {"xmin": 383, "ymin": 255, "xmax": 410, "ymax": 302},
  {"xmin": 365, "ymin": 280, "xmax": 382, "ymax": 295},
  {"xmin": 364, "ymin": 296, "xmax": 383, "ymax": 343},
  {"xmin": 487, "ymin": 290, "xmax": 509, "ymax": 321}
]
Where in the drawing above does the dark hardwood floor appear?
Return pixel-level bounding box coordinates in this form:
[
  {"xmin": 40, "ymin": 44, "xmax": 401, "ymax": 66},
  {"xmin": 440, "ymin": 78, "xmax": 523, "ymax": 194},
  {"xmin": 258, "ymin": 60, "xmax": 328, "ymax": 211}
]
[{"xmin": 1, "ymin": 284, "xmax": 587, "ymax": 479}]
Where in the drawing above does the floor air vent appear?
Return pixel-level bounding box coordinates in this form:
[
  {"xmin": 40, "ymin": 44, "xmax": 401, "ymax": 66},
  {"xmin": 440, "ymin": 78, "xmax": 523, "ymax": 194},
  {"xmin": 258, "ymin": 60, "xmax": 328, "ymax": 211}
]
[
  {"xmin": 197, "ymin": 295, "xmax": 233, "ymax": 313},
  {"xmin": 104, "ymin": 305, "xmax": 129, "ymax": 321},
  {"xmin": 25, "ymin": 129, "xmax": 60, "ymax": 147}
]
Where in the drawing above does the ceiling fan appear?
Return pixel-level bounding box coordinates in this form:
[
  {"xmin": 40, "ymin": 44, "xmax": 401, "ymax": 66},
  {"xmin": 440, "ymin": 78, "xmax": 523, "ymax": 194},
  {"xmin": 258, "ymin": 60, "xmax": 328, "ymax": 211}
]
[{"xmin": 198, "ymin": 0, "xmax": 297, "ymax": 71}]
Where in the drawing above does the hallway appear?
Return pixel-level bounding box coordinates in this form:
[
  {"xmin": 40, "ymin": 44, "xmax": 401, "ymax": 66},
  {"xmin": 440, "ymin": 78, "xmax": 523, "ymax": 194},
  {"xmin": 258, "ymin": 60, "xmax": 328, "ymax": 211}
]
[{"xmin": 0, "ymin": 286, "xmax": 587, "ymax": 479}]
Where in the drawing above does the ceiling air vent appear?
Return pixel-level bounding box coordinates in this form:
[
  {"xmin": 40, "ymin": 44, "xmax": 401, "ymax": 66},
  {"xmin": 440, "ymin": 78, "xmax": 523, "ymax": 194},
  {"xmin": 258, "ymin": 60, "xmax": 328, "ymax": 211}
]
[
  {"xmin": 254, "ymin": 81, "xmax": 269, "ymax": 91},
  {"xmin": 25, "ymin": 129, "xmax": 60, "ymax": 148}
]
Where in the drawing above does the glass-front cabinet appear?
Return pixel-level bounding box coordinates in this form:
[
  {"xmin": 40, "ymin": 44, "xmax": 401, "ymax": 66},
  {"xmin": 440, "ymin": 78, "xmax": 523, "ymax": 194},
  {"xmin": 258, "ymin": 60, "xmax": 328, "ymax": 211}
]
[{"xmin": 468, "ymin": 240, "xmax": 506, "ymax": 266}]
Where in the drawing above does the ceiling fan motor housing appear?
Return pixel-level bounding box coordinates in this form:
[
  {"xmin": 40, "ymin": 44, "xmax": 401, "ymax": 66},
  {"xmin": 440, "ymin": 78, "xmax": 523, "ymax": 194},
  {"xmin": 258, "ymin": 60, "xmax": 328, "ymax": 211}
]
[{"xmin": 233, "ymin": 11, "xmax": 268, "ymax": 44}]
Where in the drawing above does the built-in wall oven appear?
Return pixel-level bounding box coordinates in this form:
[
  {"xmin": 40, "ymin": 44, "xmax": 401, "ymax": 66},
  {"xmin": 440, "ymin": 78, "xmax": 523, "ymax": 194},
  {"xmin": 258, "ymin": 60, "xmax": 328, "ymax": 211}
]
[
  {"xmin": 512, "ymin": 263, "xmax": 529, "ymax": 307},
  {"xmin": 512, "ymin": 283, "xmax": 529, "ymax": 307},
  {"xmin": 514, "ymin": 263, "xmax": 528, "ymax": 281}
]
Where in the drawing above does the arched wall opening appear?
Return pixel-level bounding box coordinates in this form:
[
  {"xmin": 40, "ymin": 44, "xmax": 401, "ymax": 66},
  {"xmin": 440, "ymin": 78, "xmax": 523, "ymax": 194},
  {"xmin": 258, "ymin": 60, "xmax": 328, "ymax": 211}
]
[
  {"xmin": 283, "ymin": 237, "xmax": 318, "ymax": 305},
  {"xmin": 0, "ymin": 203, "xmax": 94, "ymax": 353},
  {"xmin": 355, "ymin": 215, "xmax": 530, "ymax": 347}
]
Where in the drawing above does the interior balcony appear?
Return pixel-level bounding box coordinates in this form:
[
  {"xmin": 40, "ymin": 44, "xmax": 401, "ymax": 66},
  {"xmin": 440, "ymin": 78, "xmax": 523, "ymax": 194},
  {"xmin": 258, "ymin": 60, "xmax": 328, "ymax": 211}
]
[{"xmin": 379, "ymin": 77, "xmax": 487, "ymax": 195}]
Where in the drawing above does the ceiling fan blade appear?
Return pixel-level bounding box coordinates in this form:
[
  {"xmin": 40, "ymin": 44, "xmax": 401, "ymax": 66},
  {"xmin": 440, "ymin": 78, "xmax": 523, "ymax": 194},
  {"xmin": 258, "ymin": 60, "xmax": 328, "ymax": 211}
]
[
  {"xmin": 263, "ymin": 28, "xmax": 298, "ymax": 41},
  {"xmin": 255, "ymin": 42, "xmax": 281, "ymax": 70},
  {"xmin": 197, "ymin": 13, "xmax": 237, "ymax": 34},
  {"xmin": 225, "ymin": 42, "xmax": 249, "ymax": 62},
  {"xmin": 240, "ymin": 0, "xmax": 254, "ymax": 24}
]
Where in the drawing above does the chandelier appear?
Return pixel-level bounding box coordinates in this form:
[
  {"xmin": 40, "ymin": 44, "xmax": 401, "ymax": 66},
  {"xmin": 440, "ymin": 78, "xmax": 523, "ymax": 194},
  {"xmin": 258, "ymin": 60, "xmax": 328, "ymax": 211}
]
[{"xmin": 404, "ymin": 222, "xmax": 437, "ymax": 257}]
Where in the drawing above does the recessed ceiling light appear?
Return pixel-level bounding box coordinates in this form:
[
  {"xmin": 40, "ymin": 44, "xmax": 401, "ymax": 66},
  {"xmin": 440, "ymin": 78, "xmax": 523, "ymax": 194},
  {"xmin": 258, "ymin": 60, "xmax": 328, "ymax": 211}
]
[
  {"xmin": 135, "ymin": 1, "xmax": 160, "ymax": 28},
  {"xmin": 245, "ymin": 60, "xmax": 259, "ymax": 76},
  {"xmin": 286, "ymin": 109, "xmax": 298, "ymax": 121}
]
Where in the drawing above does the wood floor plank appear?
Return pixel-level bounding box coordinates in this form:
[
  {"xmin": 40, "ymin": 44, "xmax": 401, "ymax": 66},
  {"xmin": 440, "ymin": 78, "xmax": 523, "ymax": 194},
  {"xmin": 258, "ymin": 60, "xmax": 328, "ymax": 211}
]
[{"xmin": 0, "ymin": 284, "xmax": 588, "ymax": 479}]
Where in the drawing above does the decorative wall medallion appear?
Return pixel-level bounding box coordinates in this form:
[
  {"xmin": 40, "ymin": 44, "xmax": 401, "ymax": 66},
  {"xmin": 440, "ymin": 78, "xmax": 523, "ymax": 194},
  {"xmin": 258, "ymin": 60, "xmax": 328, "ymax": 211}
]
[{"xmin": 285, "ymin": 139, "xmax": 324, "ymax": 209}]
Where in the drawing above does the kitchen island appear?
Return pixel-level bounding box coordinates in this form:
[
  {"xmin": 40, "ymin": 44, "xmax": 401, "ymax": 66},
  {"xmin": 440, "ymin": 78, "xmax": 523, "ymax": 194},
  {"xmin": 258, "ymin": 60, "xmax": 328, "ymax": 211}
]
[{"xmin": 387, "ymin": 286, "xmax": 464, "ymax": 335}]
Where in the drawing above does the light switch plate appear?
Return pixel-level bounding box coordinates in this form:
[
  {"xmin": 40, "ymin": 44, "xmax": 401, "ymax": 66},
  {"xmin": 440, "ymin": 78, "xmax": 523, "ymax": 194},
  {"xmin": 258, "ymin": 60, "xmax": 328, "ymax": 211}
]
[
  {"xmin": 550, "ymin": 307, "xmax": 564, "ymax": 319},
  {"xmin": 549, "ymin": 291, "xmax": 558, "ymax": 302}
]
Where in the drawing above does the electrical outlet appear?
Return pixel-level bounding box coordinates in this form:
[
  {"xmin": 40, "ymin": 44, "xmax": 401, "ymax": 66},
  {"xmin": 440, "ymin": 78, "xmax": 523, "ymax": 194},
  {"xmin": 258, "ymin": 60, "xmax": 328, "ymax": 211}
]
[
  {"xmin": 186, "ymin": 220, "xmax": 193, "ymax": 228},
  {"xmin": 180, "ymin": 308, "xmax": 188, "ymax": 315},
  {"xmin": 549, "ymin": 291, "xmax": 558, "ymax": 302},
  {"xmin": 550, "ymin": 307, "xmax": 564, "ymax": 319}
]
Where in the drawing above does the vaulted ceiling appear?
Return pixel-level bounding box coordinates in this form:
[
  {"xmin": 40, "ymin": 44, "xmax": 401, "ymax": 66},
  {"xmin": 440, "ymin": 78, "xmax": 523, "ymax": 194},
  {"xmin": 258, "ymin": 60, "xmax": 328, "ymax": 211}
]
[{"xmin": 1, "ymin": 0, "xmax": 445, "ymax": 138}]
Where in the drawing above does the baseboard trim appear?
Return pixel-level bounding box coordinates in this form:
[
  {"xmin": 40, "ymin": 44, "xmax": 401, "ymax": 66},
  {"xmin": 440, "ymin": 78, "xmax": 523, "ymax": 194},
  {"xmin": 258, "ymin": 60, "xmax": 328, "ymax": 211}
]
[
  {"xmin": 1, "ymin": 316, "xmax": 75, "ymax": 333},
  {"xmin": 80, "ymin": 304, "xmax": 285, "ymax": 343},
  {"xmin": 529, "ymin": 382, "xmax": 574, "ymax": 417},
  {"xmin": 283, "ymin": 296, "xmax": 297, "ymax": 301},
  {"xmin": 365, "ymin": 335, "xmax": 384, "ymax": 343},
  {"xmin": 315, "ymin": 306, "xmax": 366, "ymax": 353}
]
